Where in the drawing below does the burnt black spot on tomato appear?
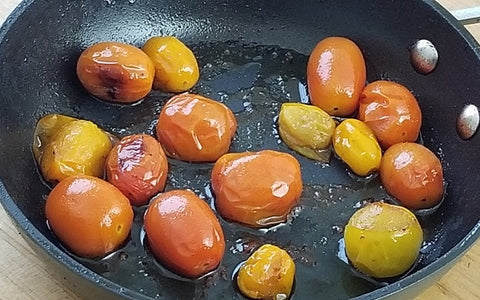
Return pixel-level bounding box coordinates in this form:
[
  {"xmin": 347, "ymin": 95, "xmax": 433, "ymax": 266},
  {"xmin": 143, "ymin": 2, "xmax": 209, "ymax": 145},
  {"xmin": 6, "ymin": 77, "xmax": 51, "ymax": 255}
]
[{"xmin": 98, "ymin": 66, "xmax": 126, "ymax": 100}]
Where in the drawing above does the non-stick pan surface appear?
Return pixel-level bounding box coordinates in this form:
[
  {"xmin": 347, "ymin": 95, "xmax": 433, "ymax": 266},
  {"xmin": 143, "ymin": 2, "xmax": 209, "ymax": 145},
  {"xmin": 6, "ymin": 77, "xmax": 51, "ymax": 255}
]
[{"xmin": 1, "ymin": 0, "xmax": 480, "ymax": 299}]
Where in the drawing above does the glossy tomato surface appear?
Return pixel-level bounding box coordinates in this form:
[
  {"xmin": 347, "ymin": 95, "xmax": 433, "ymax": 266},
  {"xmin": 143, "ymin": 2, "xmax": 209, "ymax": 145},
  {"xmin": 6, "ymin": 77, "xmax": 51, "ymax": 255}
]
[
  {"xmin": 380, "ymin": 142, "xmax": 444, "ymax": 210},
  {"xmin": 358, "ymin": 81, "xmax": 422, "ymax": 149},
  {"xmin": 106, "ymin": 134, "xmax": 168, "ymax": 206},
  {"xmin": 211, "ymin": 150, "xmax": 302, "ymax": 227},
  {"xmin": 307, "ymin": 36, "xmax": 366, "ymax": 116},
  {"xmin": 144, "ymin": 189, "xmax": 225, "ymax": 279},
  {"xmin": 45, "ymin": 175, "xmax": 134, "ymax": 258},
  {"xmin": 76, "ymin": 42, "xmax": 155, "ymax": 103},
  {"xmin": 156, "ymin": 93, "xmax": 237, "ymax": 162}
]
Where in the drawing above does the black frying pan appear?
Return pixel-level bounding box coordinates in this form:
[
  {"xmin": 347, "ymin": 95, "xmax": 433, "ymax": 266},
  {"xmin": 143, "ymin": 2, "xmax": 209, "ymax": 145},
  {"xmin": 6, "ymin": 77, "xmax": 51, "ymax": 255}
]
[{"xmin": 1, "ymin": 0, "xmax": 480, "ymax": 299}]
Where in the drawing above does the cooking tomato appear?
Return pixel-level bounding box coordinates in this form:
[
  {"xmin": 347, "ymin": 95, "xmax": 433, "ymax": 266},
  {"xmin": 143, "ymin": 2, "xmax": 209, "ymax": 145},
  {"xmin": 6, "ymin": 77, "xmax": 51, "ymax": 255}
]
[
  {"xmin": 45, "ymin": 175, "xmax": 133, "ymax": 258},
  {"xmin": 333, "ymin": 118, "xmax": 382, "ymax": 176},
  {"xmin": 237, "ymin": 244, "xmax": 295, "ymax": 300},
  {"xmin": 144, "ymin": 189, "xmax": 225, "ymax": 278},
  {"xmin": 307, "ymin": 36, "xmax": 366, "ymax": 116},
  {"xmin": 77, "ymin": 41, "xmax": 155, "ymax": 103},
  {"xmin": 344, "ymin": 202, "xmax": 423, "ymax": 278},
  {"xmin": 33, "ymin": 114, "xmax": 113, "ymax": 184},
  {"xmin": 156, "ymin": 93, "xmax": 237, "ymax": 162},
  {"xmin": 380, "ymin": 142, "xmax": 444, "ymax": 210},
  {"xmin": 358, "ymin": 80, "xmax": 422, "ymax": 149},
  {"xmin": 106, "ymin": 134, "xmax": 168, "ymax": 206},
  {"xmin": 142, "ymin": 36, "xmax": 199, "ymax": 92},
  {"xmin": 211, "ymin": 150, "xmax": 302, "ymax": 227}
]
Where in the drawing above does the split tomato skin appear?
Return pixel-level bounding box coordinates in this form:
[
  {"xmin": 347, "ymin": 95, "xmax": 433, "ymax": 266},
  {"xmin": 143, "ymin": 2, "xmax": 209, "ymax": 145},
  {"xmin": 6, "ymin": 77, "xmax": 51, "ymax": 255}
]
[
  {"xmin": 106, "ymin": 134, "xmax": 168, "ymax": 206},
  {"xmin": 307, "ymin": 36, "xmax": 366, "ymax": 116},
  {"xmin": 144, "ymin": 189, "xmax": 225, "ymax": 279}
]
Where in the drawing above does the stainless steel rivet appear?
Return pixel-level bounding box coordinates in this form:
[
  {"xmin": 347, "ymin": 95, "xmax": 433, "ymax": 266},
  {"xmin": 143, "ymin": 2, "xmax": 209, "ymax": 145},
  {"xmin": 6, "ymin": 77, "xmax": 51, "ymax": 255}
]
[
  {"xmin": 410, "ymin": 39, "xmax": 439, "ymax": 74},
  {"xmin": 456, "ymin": 104, "xmax": 479, "ymax": 140}
]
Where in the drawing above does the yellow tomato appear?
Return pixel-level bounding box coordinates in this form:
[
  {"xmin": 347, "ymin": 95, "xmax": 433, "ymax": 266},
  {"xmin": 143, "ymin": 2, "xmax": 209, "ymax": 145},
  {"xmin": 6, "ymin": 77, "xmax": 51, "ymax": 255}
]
[
  {"xmin": 142, "ymin": 36, "xmax": 199, "ymax": 92},
  {"xmin": 333, "ymin": 119, "xmax": 382, "ymax": 176},
  {"xmin": 237, "ymin": 244, "xmax": 295, "ymax": 300},
  {"xmin": 278, "ymin": 103, "xmax": 336, "ymax": 162},
  {"xmin": 344, "ymin": 202, "xmax": 423, "ymax": 278}
]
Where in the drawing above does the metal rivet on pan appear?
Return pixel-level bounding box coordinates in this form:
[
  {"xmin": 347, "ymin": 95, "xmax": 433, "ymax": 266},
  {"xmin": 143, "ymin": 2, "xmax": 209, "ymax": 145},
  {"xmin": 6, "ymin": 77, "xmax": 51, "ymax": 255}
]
[
  {"xmin": 410, "ymin": 39, "xmax": 438, "ymax": 74},
  {"xmin": 456, "ymin": 104, "xmax": 479, "ymax": 140}
]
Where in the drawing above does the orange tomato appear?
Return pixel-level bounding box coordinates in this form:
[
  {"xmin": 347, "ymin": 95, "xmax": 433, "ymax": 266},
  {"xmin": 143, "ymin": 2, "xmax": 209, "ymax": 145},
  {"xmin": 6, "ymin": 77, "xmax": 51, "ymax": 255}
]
[
  {"xmin": 45, "ymin": 175, "xmax": 134, "ymax": 258},
  {"xmin": 380, "ymin": 142, "xmax": 444, "ymax": 210},
  {"xmin": 77, "ymin": 42, "xmax": 155, "ymax": 103},
  {"xmin": 307, "ymin": 36, "xmax": 366, "ymax": 116},
  {"xmin": 358, "ymin": 80, "xmax": 422, "ymax": 149},
  {"xmin": 144, "ymin": 189, "xmax": 225, "ymax": 278},
  {"xmin": 106, "ymin": 134, "xmax": 168, "ymax": 206},
  {"xmin": 156, "ymin": 93, "xmax": 237, "ymax": 162},
  {"xmin": 211, "ymin": 150, "xmax": 303, "ymax": 227}
]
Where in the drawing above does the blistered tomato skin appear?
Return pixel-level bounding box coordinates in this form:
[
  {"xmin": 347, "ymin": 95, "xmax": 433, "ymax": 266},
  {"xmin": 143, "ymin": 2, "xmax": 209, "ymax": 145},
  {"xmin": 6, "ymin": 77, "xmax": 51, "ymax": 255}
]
[
  {"xmin": 45, "ymin": 175, "xmax": 134, "ymax": 258},
  {"xmin": 106, "ymin": 134, "xmax": 168, "ymax": 206},
  {"xmin": 278, "ymin": 103, "xmax": 336, "ymax": 162},
  {"xmin": 237, "ymin": 244, "xmax": 296, "ymax": 300},
  {"xmin": 344, "ymin": 202, "xmax": 423, "ymax": 278},
  {"xmin": 76, "ymin": 42, "xmax": 155, "ymax": 103},
  {"xmin": 33, "ymin": 114, "xmax": 113, "ymax": 184},
  {"xmin": 142, "ymin": 36, "xmax": 199, "ymax": 92},
  {"xmin": 380, "ymin": 142, "xmax": 444, "ymax": 210},
  {"xmin": 144, "ymin": 190, "xmax": 225, "ymax": 278},
  {"xmin": 211, "ymin": 150, "xmax": 303, "ymax": 227},
  {"xmin": 307, "ymin": 37, "xmax": 366, "ymax": 116},
  {"xmin": 333, "ymin": 119, "xmax": 382, "ymax": 176},
  {"xmin": 156, "ymin": 93, "xmax": 237, "ymax": 162},
  {"xmin": 358, "ymin": 80, "xmax": 422, "ymax": 149}
]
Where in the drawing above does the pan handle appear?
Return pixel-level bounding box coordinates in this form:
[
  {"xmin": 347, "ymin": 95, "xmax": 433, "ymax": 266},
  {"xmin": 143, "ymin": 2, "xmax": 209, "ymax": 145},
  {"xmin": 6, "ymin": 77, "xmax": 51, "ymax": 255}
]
[{"xmin": 451, "ymin": 7, "xmax": 480, "ymax": 25}]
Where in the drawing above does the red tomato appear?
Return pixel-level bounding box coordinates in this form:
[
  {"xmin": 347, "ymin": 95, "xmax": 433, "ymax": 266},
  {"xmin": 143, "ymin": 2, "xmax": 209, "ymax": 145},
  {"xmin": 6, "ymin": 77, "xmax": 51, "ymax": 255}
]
[
  {"xmin": 307, "ymin": 36, "xmax": 366, "ymax": 116},
  {"xmin": 156, "ymin": 93, "xmax": 237, "ymax": 162},
  {"xmin": 106, "ymin": 134, "xmax": 168, "ymax": 206},
  {"xmin": 358, "ymin": 80, "xmax": 422, "ymax": 149},
  {"xmin": 45, "ymin": 175, "xmax": 134, "ymax": 258},
  {"xmin": 211, "ymin": 150, "xmax": 303, "ymax": 227},
  {"xmin": 380, "ymin": 142, "xmax": 444, "ymax": 210},
  {"xmin": 144, "ymin": 190, "xmax": 225, "ymax": 278}
]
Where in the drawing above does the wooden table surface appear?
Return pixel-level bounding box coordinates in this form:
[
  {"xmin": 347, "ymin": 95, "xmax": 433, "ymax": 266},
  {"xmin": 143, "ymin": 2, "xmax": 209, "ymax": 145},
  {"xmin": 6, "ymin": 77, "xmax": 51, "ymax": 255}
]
[{"xmin": 1, "ymin": 0, "xmax": 480, "ymax": 299}]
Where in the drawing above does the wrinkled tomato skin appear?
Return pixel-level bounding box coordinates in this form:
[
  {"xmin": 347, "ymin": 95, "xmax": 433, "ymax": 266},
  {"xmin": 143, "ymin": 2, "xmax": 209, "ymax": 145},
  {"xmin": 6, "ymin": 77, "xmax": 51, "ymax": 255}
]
[
  {"xmin": 45, "ymin": 175, "xmax": 134, "ymax": 258},
  {"xmin": 380, "ymin": 142, "xmax": 444, "ymax": 210},
  {"xmin": 211, "ymin": 150, "xmax": 303, "ymax": 228},
  {"xmin": 156, "ymin": 93, "xmax": 237, "ymax": 162},
  {"xmin": 144, "ymin": 190, "xmax": 225, "ymax": 279},
  {"xmin": 307, "ymin": 36, "xmax": 366, "ymax": 116},
  {"xmin": 106, "ymin": 134, "xmax": 168, "ymax": 206},
  {"xmin": 358, "ymin": 80, "xmax": 422, "ymax": 149}
]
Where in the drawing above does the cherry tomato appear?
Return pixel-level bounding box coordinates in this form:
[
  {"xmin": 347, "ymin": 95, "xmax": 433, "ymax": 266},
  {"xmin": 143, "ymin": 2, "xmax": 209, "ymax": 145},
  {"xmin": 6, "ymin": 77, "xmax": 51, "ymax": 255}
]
[
  {"xmin": 380, "ymin": 142, "xmax": 444, "ymax": 210},
  {"xmin": 144, "ymin": 190, "xmax": 225, "ymax": 278},
  {"xmin": 142, "ymin": 36, "xmax": 199, "ymax": 92},
  {"xmin": 237, "ymin": 244, "xmax": 295, "ymax": 300},
  {"xmin": 156, "ymin": 93, "xmax": 237, "ymax": 162},
  {"xmin": 307, "ymin": 36, "xmax": 366, "ymax": 116},
  {"xmin": 211, "ymin": 150, "xmax": 302, "ymax": 227},
  {"xmin": 344, "ymin": 202, "xmax": 423, "ymax": 278},
  {"xmin": 77, "ymin": 42, "xmax": 155, "ymax": 103},
  {"xmin": 358, "ymin": 80, "xmax": 422, "ymax": 149},
  {"xmin": 45, "ymin": 175, "xmax": 133, "ymax": 258},
  {"xmin": 106, "ymin": 134, "xmax": 168, "ymax": 206}
]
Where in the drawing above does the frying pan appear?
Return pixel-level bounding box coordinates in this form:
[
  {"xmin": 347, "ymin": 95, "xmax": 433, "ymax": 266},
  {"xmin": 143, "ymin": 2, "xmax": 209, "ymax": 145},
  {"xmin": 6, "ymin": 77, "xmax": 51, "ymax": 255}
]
[{"xmin": 1, "ymin": 0, "xmax": 480, "ymax": 299}]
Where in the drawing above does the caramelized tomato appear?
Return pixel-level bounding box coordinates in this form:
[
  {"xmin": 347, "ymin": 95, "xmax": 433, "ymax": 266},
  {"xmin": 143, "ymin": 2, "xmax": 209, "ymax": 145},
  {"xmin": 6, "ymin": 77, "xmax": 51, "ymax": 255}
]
[
  {"xmin": 211, "ymin": 150, "xmax": 303, "ymax": 227},
  {"xmin": 358, "ymin": 80, "xmax": 422, "ymax": 149},
  {"xmin": 156, "ymin": 93, "xmax": 237, "ymax": 162},
  {"xmin": 380, "ymin": 142, "xmax": 444, "ymax": 210},
  {"xmin": 106, "ymin": 134, "xmax": 168, "ymax": 206},
  {"xmin": 307, "ymin": 37, "xmax": 366, "ymax": 116},
  {"xmin": 77, "ymin": 42, "xmax": 155, "ymax": 103},
  {"xmin": 144, "ymin": 190, "xmax": 225, "ymax": 278},
  {"xmin": 45, "ymin": 175, "xmax": 133, "ymax": 258}
]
